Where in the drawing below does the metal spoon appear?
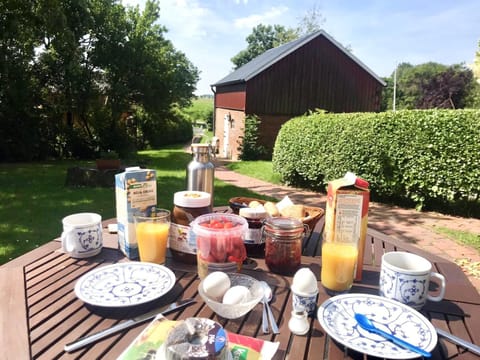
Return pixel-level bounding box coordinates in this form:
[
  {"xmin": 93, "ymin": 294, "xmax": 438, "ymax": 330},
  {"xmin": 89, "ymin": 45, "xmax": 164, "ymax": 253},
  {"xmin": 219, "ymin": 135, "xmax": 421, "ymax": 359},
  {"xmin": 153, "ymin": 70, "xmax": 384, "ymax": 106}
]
[
  {"xmin": 261, "ymin": 287, "xmax": 269, "ymax": 334},
  {"xmin": 354, "ymin": 313, "xmax": 431, "ymax": 358},
  {"xmin": 260, "ymin": 281, "xmax": 280, "ymax": 334}
]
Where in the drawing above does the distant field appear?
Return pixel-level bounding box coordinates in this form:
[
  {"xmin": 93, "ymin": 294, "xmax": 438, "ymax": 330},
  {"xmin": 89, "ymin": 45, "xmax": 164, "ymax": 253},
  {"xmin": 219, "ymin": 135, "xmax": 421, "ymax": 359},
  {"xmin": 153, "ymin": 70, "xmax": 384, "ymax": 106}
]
[{"xmin": 185, "ymin": 97, "xmax": 214, "ymax": 124}]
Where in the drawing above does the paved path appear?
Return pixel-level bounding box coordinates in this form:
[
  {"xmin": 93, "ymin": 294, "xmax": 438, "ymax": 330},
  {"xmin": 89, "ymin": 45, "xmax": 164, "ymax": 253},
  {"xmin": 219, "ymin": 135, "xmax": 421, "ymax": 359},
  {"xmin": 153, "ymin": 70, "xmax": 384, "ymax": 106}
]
[{"xmin": 214, "ymin": 162, "xmax": 480, "ymax": 293}]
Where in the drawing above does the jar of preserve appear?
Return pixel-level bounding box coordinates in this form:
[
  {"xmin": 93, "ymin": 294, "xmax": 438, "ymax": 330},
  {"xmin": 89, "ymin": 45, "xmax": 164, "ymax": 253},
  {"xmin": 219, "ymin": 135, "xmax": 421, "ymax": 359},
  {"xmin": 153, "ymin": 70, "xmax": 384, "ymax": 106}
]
[
  {"xmin": 169, "ymin": 191, "xmax": 212, "ymax": 264},
  {"xmin": 239, "ymin": 207, "xmax": 267, "ymax": 258},
  {"xmin": 263, "ymin": 217, "xmax": 305, "ymax": 275}
]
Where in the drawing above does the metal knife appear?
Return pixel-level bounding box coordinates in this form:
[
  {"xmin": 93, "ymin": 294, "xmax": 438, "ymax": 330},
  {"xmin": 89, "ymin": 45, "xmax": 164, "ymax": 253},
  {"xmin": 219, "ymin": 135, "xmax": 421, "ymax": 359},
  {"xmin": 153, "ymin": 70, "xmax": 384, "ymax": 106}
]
[
  {"xmin": 64, "ymin": 298, "xmax": 195, "ymax": 352},
  {"xmin": 436, "ymin": 327, "xmax": 480, "ymax": 356}
]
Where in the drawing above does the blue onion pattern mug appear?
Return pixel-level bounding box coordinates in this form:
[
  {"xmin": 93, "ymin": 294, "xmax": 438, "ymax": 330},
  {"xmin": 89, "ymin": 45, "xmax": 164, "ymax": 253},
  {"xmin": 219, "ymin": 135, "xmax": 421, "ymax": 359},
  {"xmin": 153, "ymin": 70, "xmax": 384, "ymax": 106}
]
[
  {"xmin": 379, "ymin": 251, "xmax": 446, "ymax": 310},
  {"xmin": 61, "ymin": 213, "xmax": 103, "ymax": 258}
]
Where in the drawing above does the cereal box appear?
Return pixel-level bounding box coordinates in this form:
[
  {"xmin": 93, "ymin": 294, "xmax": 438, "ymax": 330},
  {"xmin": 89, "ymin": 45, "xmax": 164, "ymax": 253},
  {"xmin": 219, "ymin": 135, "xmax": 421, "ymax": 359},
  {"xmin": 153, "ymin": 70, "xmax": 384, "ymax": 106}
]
[
  {"xmin": 323, "ymin": 172, "xmax": 369, "ymax": 280},
  {"xmin": 115, "ymin": 167, "xmax": 157, "ymax": 259}
]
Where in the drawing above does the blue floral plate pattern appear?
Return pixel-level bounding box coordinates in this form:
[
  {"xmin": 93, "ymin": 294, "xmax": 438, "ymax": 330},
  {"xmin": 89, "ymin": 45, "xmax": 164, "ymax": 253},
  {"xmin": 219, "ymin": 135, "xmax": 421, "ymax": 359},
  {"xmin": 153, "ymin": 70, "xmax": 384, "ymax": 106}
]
[
  {"xmin": 317, "ymin": 293, "xmax": 437, "ymax": 359},
  {"xmin": 74, "ymin": 262, "xmax": 175, "ymax": 307}
]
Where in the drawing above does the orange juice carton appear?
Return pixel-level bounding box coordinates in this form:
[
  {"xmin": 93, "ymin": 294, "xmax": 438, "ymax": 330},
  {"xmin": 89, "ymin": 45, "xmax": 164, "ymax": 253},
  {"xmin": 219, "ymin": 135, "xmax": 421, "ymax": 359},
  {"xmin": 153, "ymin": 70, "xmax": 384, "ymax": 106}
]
[
  {"xmin": 323, "ymin": 172, "xmax": 369, "ymax": 281},
  {"xmin": 115, "ymin": 167, "xmax": 157, "ymax": 259}
]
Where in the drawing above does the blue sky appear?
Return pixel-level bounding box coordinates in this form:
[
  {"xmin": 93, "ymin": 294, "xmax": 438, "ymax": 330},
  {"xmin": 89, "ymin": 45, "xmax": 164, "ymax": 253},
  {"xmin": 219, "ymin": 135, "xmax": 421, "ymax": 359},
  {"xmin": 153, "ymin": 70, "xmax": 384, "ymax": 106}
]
[{"xmin": 122, "ymin": 0, "xmax": 480, "ymax": 95}]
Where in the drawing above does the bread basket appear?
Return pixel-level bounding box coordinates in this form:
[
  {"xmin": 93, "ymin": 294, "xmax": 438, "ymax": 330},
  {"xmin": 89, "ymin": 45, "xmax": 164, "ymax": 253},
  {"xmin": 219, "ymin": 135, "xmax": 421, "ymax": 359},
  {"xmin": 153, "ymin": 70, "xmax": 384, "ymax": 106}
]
[{"xmin": 228, "ymin": 196, "xmax": 324, "ymax": 232}]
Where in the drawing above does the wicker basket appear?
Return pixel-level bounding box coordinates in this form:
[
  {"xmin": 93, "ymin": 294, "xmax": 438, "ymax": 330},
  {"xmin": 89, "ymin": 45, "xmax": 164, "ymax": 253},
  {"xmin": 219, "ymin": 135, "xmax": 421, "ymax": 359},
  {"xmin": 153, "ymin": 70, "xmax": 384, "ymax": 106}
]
[{"xmin": 228, "ymin": 196, "xmax": 324, "ymax": 232}]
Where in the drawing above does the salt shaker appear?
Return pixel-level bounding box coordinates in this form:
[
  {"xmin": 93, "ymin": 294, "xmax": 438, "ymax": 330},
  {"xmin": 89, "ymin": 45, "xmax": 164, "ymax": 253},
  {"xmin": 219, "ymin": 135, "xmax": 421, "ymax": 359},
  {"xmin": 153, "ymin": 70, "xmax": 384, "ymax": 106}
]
[{"xmin": 288, "ymin": 306, "xmax": 310, "ymax": 335}]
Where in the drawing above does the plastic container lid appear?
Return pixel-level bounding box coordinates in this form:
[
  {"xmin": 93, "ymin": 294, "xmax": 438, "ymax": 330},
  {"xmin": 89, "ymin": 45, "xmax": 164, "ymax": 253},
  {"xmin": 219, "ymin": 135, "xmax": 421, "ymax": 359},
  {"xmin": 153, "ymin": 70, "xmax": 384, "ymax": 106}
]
[
  {"xmin": 190, "ymin": 213, "xmax": 248, "ymax": 237},
  {"xmin": 174, "ymin": 191, "xmax": 211, "ymax": 207}
]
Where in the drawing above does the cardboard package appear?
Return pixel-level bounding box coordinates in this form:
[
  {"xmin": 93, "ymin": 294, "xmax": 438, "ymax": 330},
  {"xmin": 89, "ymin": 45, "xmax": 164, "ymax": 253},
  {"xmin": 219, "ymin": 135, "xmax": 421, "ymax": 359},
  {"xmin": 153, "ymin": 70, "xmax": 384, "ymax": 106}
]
[
  {"xmin": 323, "ymin": 172, "xmax": 370, "ymax": 280},
  {"xmin": 115, "ymin": 167, "xmax": 157, "ymax": 259}
]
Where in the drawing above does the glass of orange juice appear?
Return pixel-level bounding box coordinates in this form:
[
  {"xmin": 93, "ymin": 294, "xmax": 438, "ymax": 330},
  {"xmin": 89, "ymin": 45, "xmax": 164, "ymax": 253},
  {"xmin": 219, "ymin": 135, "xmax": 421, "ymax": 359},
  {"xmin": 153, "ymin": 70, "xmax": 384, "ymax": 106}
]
[
  {"xmin": 134, "ymin": 208, "xmax": 171, "ymax": 264},
  {"xmin": 321, "ymin": 241, "xmax": 358, "ymax": 295}
]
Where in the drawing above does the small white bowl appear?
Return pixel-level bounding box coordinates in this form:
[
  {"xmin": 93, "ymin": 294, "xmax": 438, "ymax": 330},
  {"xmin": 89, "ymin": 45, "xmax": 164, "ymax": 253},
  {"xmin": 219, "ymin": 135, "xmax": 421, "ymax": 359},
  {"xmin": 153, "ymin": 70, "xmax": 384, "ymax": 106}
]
[{"xmin": 198, "ymin": 273, "xmax": 264, "ymax": 319}]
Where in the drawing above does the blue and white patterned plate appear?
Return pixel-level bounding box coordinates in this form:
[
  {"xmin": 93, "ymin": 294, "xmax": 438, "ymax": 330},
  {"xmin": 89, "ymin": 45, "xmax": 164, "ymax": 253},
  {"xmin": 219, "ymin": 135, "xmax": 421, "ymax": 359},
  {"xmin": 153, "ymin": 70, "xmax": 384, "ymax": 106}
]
[
  {"xmin": 74, "ymin": 262, "xmax": 176, "ymax": 307},
  {"xmin": 317, "ymin": 293, "xmax": 437, "ymax": 359}
]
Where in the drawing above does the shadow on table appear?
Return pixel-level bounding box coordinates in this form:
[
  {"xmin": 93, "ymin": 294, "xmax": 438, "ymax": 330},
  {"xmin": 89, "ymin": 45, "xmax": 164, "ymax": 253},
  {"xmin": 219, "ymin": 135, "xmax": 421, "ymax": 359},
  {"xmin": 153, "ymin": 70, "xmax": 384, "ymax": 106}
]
[{"xmin": 85, "ymin": 282, "xmax": 188, "ymax": 319}]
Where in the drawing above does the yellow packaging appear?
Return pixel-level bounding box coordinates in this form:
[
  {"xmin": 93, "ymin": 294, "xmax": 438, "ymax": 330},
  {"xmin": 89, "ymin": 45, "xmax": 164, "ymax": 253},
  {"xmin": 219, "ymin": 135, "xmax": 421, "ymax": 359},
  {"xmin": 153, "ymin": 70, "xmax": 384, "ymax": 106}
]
[{"xmin": 323, "ymin": 172, "xmax": 369, "ymax": 280}]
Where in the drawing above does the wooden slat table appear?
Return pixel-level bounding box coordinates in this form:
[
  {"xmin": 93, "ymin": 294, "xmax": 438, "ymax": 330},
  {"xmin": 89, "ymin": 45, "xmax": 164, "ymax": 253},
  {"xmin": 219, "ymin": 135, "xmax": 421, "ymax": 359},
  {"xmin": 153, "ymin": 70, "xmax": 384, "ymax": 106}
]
[{"xmin": 2, "ymin": 214, "xmax": 480, "ymax": 359}]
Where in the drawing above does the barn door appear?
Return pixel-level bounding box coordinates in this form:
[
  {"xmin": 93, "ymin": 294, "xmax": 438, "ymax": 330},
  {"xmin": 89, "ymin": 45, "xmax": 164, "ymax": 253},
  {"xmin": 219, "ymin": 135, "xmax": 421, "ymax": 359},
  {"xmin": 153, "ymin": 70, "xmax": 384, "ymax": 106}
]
[{"xmin": 223, "ymin": 114, "xmax": 230, "ymax": 158}]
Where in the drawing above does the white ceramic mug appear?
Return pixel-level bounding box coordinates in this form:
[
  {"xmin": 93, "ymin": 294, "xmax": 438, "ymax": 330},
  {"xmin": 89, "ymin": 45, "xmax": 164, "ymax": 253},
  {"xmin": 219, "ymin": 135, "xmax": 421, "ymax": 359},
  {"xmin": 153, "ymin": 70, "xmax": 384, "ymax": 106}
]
[
  {"xmin": 379, "ymin": 251, "xmax": 446, "ymax": 310},
  {"xmin": 61, "ymin": 213, "xmax": 103, "ymax": 258}
]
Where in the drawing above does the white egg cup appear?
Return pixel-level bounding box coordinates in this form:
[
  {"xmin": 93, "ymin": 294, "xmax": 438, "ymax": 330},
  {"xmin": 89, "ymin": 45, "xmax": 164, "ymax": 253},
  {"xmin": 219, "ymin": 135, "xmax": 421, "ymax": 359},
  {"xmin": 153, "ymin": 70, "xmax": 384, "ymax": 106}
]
[{"xmin": 292, "ymin": 289, "xmax": 318, "ymax": 316}]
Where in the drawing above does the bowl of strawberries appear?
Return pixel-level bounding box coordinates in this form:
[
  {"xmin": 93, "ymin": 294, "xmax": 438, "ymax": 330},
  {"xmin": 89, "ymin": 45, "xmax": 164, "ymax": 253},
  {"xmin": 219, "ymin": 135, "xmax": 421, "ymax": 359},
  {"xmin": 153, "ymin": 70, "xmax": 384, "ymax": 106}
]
[{"xmin": 190, "ymin": 213, "xmax": 248, "ymax": 279}]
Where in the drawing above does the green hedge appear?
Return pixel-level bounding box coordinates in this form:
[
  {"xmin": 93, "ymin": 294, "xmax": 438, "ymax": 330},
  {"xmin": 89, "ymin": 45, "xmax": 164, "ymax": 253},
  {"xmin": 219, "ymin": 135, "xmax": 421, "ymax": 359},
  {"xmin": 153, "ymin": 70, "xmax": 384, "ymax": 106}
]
[{"xmin": 273, "ymin": 109, "xmax": 480, "ymax": 215}]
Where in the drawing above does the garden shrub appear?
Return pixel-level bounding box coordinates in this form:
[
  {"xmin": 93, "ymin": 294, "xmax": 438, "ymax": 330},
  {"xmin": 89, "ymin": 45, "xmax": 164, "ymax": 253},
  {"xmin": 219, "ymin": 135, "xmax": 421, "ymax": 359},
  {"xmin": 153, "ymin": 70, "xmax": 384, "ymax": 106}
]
[
  {"xmin": 273, "ymin": 109, "xmax": 480, "ymax": 216},
  {"xmin": 237, "ymin": 115, "xmax": 269, "ymax": 160}
]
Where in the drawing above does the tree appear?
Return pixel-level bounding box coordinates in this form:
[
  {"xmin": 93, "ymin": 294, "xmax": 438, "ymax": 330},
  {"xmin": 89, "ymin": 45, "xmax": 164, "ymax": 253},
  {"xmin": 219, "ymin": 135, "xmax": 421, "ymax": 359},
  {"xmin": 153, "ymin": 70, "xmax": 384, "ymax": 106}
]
[
  {"xmin": 381, "ymin": 62, "xmax": 477, "ymax": 110},
  {"xmin": 231, "ymin": 24, "xmax": 298, "ymax": 69},
  {"xmin": 471, "ymin": 40, "xmax": 480, "ymax": 107},
  {"xmin": 0, "ymin": 0, "xmax": 43, "ymax": 160},
  {"xmin": 231, "ymin": 4, "xmax": 328, "ymax": 70},
  {"xmin": 296, "ymin": 3, "xmax": 326, "ymax": 36},
  {"xmin": 417, "ymin": 65, "xmax": 474, "ymax": 109},
  {"xmin": 0, "ymin": 0, "xmax": 199, "ymax": 160},
  {"xmin": 474, "ymin": 40, "xmax": 480, "ymax": 80}
]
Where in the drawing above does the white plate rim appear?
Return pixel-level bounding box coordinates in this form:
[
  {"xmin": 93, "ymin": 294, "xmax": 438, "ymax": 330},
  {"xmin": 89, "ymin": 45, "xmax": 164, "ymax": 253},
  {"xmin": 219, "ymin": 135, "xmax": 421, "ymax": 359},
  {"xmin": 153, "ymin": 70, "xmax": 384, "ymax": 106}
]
[
  {"xmin": 74, "ymin": 262, "xmax": 176, "ymax": 307},
  {"xmin": 317, "ymin": 293, "xmax": 438, "ymax": 359}
]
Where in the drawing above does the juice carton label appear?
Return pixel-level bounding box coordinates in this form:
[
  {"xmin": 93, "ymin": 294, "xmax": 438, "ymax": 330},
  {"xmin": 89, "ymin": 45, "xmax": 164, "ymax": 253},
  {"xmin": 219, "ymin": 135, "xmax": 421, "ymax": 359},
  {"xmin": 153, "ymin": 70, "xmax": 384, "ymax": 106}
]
[
  {"xmin": 115, "ymin": 167, "xmax": 157, "ymax": 259},
  {"xmin": 324, "ymin": 172, "xmax": 369, "ymax": 280}
]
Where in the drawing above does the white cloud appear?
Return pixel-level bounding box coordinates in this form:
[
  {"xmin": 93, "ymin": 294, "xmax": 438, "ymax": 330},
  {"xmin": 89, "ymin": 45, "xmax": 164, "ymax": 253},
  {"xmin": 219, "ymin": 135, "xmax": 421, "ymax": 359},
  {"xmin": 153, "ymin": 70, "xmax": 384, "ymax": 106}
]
[{"xmin": 234, "ymin": 6, "xmax": 290, "ymax": 29}]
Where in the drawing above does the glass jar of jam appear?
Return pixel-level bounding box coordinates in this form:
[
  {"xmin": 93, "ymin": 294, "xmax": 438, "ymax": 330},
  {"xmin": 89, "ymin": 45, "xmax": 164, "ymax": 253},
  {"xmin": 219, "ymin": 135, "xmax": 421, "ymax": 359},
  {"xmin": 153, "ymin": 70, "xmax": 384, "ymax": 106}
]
[
  {"xmin": 263, "ymin": 217, "xmax": 305, "ymax": 275},
  {"xmin": 239, "ymin": 207, "xmax": 267, "ymax": 258},
  {"xmin": 170, "ymin": 191, "xmax": 212, "ymax": 264}
]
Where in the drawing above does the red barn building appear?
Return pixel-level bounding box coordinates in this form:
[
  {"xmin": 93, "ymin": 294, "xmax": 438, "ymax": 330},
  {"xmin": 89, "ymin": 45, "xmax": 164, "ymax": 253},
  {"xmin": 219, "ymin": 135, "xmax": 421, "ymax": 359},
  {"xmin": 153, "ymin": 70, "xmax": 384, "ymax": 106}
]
[{"xmin": 211, "ymin": 30, "xmax": 386, "ymax": 160}]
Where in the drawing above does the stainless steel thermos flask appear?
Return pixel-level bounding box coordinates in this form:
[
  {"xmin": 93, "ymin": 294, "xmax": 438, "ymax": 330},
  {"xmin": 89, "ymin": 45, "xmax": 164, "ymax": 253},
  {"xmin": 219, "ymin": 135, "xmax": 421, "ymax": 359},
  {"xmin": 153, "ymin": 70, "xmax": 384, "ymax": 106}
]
[{"xmin": 187, "ymin": 144, "xmax": 215, "ymax": 206}]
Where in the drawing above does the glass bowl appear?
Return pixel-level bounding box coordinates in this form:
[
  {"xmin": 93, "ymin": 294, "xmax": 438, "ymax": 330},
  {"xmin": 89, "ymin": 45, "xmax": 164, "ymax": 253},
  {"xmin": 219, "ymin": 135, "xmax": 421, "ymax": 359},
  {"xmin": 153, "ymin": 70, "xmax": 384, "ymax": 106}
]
[{"xmin": 198, "ymin": 272, "xmax": 264, "ymax": 319}]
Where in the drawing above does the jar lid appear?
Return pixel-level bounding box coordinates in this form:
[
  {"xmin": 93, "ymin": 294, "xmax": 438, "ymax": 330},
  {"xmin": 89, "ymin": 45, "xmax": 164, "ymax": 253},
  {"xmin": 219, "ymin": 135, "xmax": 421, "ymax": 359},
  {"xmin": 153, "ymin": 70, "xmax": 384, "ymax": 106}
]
[
  {"xmin": 174, "ymin": 191, "xmax": 211, "ymax": 207},
  {"xmin": 191, "ymin": 144, "xmax": 211, "ymax": 153},
  {"xmin": 264, "ymin": 217, "xmax": 303, "ymax": 231},
  {"xmin": 239, "ymin": 207, "xmax": 267, "ymax": 219}
]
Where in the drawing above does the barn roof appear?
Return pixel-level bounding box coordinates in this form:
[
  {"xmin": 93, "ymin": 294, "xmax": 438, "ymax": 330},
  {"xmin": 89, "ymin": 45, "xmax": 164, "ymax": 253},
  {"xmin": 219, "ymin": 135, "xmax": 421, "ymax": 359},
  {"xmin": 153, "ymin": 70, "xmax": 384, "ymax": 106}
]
[{"xmin": 211, "ymin": 30, "xmax": 386, "ymax": 87}]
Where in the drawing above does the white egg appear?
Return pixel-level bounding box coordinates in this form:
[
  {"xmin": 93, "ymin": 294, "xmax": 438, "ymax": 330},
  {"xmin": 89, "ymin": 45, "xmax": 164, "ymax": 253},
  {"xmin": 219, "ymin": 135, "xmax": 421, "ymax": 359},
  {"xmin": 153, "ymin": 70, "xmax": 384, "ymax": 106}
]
[
  {"xmin": 292, "ymin": 268, "xmax": 318, "ymax": 294},
  {"xmin": 222, "ymin": 285, "xmax": 251, "ymax": 305},
  {"xmin": 203, "ymin": 272, "xmax": 231, "ymax": 300}
]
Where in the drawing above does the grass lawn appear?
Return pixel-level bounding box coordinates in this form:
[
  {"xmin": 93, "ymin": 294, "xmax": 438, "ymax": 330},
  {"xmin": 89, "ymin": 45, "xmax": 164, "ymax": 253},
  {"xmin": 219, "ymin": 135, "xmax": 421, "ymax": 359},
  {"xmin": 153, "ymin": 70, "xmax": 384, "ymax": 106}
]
[
  {"xmin": 433, "ymin": 226, "xmax": 480, "ymax": 252},
  {"xmin": 0, "ymin": 145, "xmax": 270, "ymax": 265},
  {"xmin": 226, "ymin": 161, "xmax": 283, "ymax": 185}
]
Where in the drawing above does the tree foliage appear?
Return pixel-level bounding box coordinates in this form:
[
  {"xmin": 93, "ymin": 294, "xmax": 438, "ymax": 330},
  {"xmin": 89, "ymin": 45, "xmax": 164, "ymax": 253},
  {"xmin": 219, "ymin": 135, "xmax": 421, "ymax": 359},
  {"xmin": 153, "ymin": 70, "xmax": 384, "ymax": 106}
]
[
  {"xmin": 0, "ymin": 0, "xmax": 199, "ymax": 161},
  {"xmin": 231, "ymin": 5, "xmax": 327, "ymax": 69},
  {"xmin": 381, "ymin": 62, "xmax": 478, "ymax": 110},
  {"xmin": 231, "ymin": 24, "xmax": 298, "ymax": 69},
  {"xmin": 296, "ymin": 3, "xmax": 326, "ymax": 35},
  {"xmin": 471, "ymin": 40, "xmax": 480, "ymax": 107}
]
